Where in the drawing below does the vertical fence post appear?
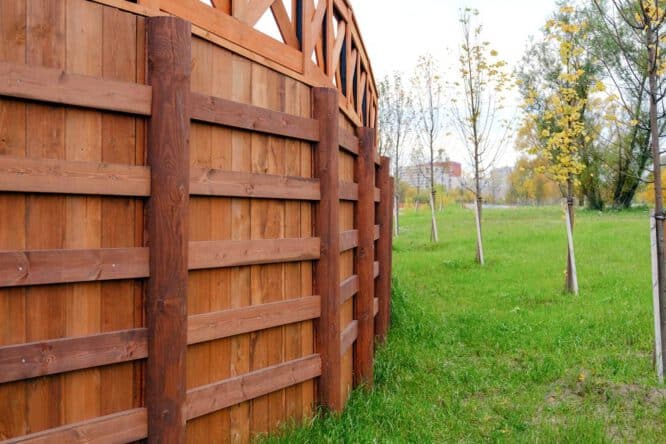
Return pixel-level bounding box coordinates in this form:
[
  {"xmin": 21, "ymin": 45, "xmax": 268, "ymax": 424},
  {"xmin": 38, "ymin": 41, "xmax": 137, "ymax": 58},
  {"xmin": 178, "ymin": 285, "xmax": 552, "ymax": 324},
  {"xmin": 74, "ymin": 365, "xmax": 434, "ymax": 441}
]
[
  {"xmin": 146, "ymin": 16, "xmax": 191, "ymax": 443},
  {"xmin": 313, "ymin": 87, "xmax": 342, "ymax": 411},
  {"xmin": 376, "ymin": 156, "xmax": 392, "ymax": 342},
  {"xmin": 354, "ymin": 127, "xmax": 375, "ymax": 388}
]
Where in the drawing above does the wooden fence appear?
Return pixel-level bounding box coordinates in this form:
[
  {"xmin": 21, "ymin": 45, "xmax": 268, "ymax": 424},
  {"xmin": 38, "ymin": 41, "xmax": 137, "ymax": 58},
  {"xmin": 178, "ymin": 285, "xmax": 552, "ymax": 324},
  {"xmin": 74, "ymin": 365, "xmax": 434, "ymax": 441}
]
[{"xmin": 0, "ymin": 1, "xmax": 393, "ymax": 442}]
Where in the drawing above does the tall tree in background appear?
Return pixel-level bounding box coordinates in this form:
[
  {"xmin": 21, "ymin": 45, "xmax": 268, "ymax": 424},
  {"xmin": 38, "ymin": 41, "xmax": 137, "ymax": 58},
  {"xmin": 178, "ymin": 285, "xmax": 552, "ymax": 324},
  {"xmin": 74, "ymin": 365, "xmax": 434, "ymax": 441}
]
[
  {"xmin": 378, "ymin": 72, "xmax": 413, "ymax": 236},
  {"xmin": 522, "ymin": 4, "xmax": 605, "ymax": 293},
  {"xmin": 451, "ymin": 8, "xmax": 513, "ymax": 265},
  {"xmin": 592, "ymin": 0, "xmax": 666, "ymax": 381},
  {"xmin": 412, "ymin": 54, "xmax": 446, "ymax": 242},
  {"xmin": 518, "ymin": 2, "xmax": 605, "ymax": 211},
  {"xmin": 589, "ymin": 1, "xmax": 661, "ymax": 209}
]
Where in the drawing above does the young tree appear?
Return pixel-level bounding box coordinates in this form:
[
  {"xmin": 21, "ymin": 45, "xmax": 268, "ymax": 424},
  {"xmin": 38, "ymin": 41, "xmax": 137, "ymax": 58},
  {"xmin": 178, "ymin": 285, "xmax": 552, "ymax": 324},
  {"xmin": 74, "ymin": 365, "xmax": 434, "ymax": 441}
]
[
  {"xmin": 592, "ymin": 0, "xmax": 666, "ymax": 381},
  {"xmin": 377, "ymin": 72, "xmax": 413, "ymax": 236},
  {"xmin": 522, "ymin": 4, "xmax": 605, "ymax": 293},
  {"xmin": 412, "ymin": 54, "xmax": 446, "ymax": 242},
  {"xmin": 451, "ymin": 8, "xmax": 513, "ymax": 264}
]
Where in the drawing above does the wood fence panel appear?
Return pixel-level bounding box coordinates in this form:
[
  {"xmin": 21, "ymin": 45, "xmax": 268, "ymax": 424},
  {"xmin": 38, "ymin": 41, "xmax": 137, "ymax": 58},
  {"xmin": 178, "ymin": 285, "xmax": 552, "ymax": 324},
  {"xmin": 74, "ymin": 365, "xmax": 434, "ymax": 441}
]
[
  {"xmin": 338, "ymin": 113, "xmax": 356, "ymax": 404},
  {"xmin": 0, "ymin": 1, "xmax": 390, "ymax": 442}
]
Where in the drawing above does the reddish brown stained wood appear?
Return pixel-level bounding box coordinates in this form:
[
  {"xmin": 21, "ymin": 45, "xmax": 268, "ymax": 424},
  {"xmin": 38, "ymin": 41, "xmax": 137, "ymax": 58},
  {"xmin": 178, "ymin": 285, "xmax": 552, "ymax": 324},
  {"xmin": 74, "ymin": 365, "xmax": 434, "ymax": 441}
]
[
  {"xmin": 0, "ymin": 247, "xmax": 149, "ymax": 287},
  {"xmin": 1, "ymin": 408, "xmax": 148, "ymax": 444},
  {"xmin": 339, "ymin": 274, "xmax": 359, "ymax": 305},
  {"xmin": 313, "ymin": 87, "xmax": 343, "ymax": 411},
  {"xmin": 339, "ymin": 229, "xmax": 358, "ymax": 253},
  {"xmin": 157, "ymin": 0, "xmax": 303, "ymax": 72},
  {"xmin": 146, "ymin": 16, "xmax": 191, "ymax": 443},
  {"xmin": 0, "ymin": 155, "xmax": 150, "ymax": 197},
  {"xmin": 339, "ymin": 320, "xmax": 358, "ymax": 358},
  {"xmin": 374, "ymin": 297, "xmax": 379, "ymax": 317},
  {"xmin": 190, "ymin": 167, "xmax": 320, "ymax": 200},
  {"xmin": 187, "ymin": 296, "xmax": 321, "ymax": 345},
  {"xmin": 338, "ymin": 127, "xmax": 359, "ymax": 155},
  {"xmin": 374, "ymin": 261, "xmax": 379, "ymax": 278},
  {"xmin": 339, "ymin": 181, "xmax": 358, "ymax": 201},
  {"xmin": 0, "ymin": 328, "xmax": 147, "ymax": 384},
  {"xmin": 374, "ymin": 224, "xmax": 380, "ymax": 241},
  {"xmin": 185, "ymin": 355, "xmax": 322, "ymax": 420},
  {"xmin": 354, "ymin": 126, "xmax": 375, "ymax": 387},
  {"xmin": 0, "ymin": 60, "xmax": 151, "ymax": 115},
  {"xmin": 191, "ymin": 92, "xmax": 319, "ymax": 141},
  {"xmin": 188, "ymin": 238, "xmax": 320, "ymax": 270},
  {"xmin": 375, "ymin": 156, "xmax": 391, "ymax": 341},
  {"xmin": 374, "ymin": 187, "xmax": 381, "ymax": 202}
]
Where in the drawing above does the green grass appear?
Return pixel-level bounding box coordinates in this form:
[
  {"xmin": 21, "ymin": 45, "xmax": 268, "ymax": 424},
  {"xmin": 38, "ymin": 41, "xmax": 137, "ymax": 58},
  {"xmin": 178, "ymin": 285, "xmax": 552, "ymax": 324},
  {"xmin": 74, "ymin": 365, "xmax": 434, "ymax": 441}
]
[{"xmin": 265, "ymin": 205, "xmax": 666, "ymax": 443}]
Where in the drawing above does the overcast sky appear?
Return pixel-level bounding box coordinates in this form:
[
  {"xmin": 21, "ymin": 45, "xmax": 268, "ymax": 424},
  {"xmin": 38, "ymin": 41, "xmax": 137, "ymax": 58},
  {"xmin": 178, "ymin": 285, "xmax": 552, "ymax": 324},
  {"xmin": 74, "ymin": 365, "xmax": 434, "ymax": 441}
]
[{"xmin": 349, "ymin": 0, "xmax": 558, "ymax": 169}]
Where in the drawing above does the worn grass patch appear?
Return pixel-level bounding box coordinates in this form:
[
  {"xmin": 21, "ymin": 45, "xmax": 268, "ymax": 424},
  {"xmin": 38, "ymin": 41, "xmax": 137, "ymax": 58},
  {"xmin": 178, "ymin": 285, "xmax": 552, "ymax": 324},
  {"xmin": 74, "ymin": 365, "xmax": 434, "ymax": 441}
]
[{"xmin": 263, "ymin": 205, "xmax": 666, "ymax": 443}]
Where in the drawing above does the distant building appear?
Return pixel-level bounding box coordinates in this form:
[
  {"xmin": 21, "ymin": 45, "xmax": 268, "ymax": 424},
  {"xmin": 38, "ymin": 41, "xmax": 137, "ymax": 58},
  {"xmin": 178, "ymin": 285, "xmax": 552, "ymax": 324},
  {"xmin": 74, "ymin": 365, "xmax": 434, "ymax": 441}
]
[
  {"xmin": 483, "ymin": 166, "xmax": 512, "ymax": 203},
  {"xmin": 399, "ymin": 161, "xmax": 462, "ymax": 191}
]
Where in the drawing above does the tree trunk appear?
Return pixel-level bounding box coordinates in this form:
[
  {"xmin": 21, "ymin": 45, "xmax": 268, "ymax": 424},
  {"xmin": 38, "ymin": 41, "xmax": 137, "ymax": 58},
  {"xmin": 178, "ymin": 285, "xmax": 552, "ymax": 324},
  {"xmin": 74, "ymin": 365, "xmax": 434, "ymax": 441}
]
[
  {"xmin": 393, "ymin": 194, "xmax": 399, "ymax": 237},
  {"xmin": 565, "ymin": 177, "xmax": 577, "ymax": 293},
  {"xmin": 648, "ymin": 25, "xmax": 666, "ymax": 380},
  {"xmin": 429, "ymin": 190, "xmax": 439, "ymax": 242},
  {"xmin": 475, "ymin": 196, "xmax": 484, "ymax": 265}
]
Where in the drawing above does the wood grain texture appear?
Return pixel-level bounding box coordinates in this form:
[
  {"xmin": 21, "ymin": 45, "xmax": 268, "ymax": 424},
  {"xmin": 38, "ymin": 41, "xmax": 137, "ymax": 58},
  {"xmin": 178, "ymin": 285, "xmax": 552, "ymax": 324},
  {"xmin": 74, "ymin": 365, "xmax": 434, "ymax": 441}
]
[
  {"xmin": 146, "ymin": 16, "xmax": 191, "ymax": 443},
  {"xmin": 340, "ymin": 320, "xmax": 358, "ymax": 358},
  {"xmin": 0, "ymin": 156, "xmax": 150, "ymax": 196},
  {"xmin": 354, "ymin": 127, "xmax": 375, "ymax": 387},
  {"xmin": 1, "ymin": 408, "xmax": 147, "ymax": 444},
  {"xmin": 338, "ymin": 127, "xmax": 358, "ymax": 155},
  {"xmin": 189, "ymin": 238, "xmax": 320, "ymax": 270},
  {"xmin": 375, "ymin": 158, "xmax": 391, "ymax": 341},
  {"xmin": 191, "ymin": 92, "xmax": 319, "ymax": 141},
  {"xmin": 0, "ymin": 247, "xmax": 149, "ymax": 287},
  {"xmin": 0, "ymin": 60, "xmax": 151, "ymax": 115},
  {"xmin": 185, "ymin": 355, "xmax": 321, "ymax": 421},
  {"xmin": 190, "ymin": 167, "xmax": 320, "ymax": 200},
  {"xmin": 0, "ymin": 328, "xmax": 147, "ymax": 383},
  {"xmin": 340, "ymin": 274, "xmax": 359, "ymax": 305},
  {"xmin": 187, "ymin": 296, "xmax": 321, "ymax": 345},
  {"xmin": 338, "ymin": 180, "xmax": 358, "ymax": 201},
  {"xmin": 313, "ymin": 87, "xmax": 343, "ymax": 411},
  {"xmin": 339, "ymin": 229, "xmax": 359, "ymax": 253}
]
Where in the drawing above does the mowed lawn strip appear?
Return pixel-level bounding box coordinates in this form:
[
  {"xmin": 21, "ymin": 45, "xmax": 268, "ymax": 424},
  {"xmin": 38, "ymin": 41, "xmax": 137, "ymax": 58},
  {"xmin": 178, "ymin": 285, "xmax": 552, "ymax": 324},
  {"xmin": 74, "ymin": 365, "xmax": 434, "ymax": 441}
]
[{"xmin": 265, "ymin": 206, "xmax": 666, "ymax": 443}]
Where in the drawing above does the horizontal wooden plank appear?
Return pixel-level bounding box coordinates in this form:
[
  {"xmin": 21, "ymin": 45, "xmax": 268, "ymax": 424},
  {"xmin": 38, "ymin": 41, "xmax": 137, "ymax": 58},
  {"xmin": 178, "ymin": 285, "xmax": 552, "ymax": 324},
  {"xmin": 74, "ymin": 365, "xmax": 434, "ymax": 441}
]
[
  {"xmin": 374, "ymin": 187, "xmax": 381, "ymax": 202},
  {"xmin": 340, "ymin": 320, "xmax": 358, "ymax": 357},
  {"xmin": 374, "ymin": 224, "xmax": 380, "ymax": 241},
  {"xmin": 190, "ymin": 167, "xmax": 320, "ymax": 200},
  {"xmin": 190, "ymin": 92, "xmax": 319, "ymax": 141},
  {"xmin": 3, "ymin": 408, "xmax": 147, "ymax": 444},
  {"xmin": 188, "ymin": 296, "xmax": 320, "ymax": 345},
  {"xmin": 340, "ymin": 274, "xmax": 359, "ymax": 304},
  {"xmin": 189, "ymin": 238, "xmax": 320, "ymax": 270},
  {"xmin": 339, "ymin": 127, "xmax": 359, "ymax": 155},
  {"xmin": 185, "ymin": 354, "xmax": 321, "ymax": 420},
  {"xmin": 0, "ymin": 60, "xmax": 151, "ymax": 115},
  {"xmin": 374, "ymin": 297, "xmax": 379, "ymax": 317},
  {"xmin": 340, "ymin": 229, "xmax": 358, "ymax": 253},
  {"xmin": 339, "ymin": 181, "xmax": 358, "ymax": 201},
  {"xmin": 0, "ymin": 329, "xmax": 148, "ymax": 383},
  {"xmin": 374, "ymin": 261, "xmax": 380, "ymax": 278},
  {"xmin": 0, "ymin": 156, "xmax": 150, "ymax": 197},
  {"xmin": 0, "ymin": 247, "xmax": 149, "ymax": 287}
]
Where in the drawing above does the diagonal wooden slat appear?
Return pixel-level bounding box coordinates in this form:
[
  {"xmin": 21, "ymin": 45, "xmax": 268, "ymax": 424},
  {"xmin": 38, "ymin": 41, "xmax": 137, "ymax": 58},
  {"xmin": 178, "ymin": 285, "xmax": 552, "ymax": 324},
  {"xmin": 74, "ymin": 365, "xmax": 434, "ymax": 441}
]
[
  {"xmin": 243, "ymin": 0, "xmax": 276, "ymax": 26},
  {"xmin": 271, "ymin": 0, "xmax": 299, "ymax": 48},
  {"xmin": 331, "ymin": 21, "xmax": 346, "ymax": 74}
]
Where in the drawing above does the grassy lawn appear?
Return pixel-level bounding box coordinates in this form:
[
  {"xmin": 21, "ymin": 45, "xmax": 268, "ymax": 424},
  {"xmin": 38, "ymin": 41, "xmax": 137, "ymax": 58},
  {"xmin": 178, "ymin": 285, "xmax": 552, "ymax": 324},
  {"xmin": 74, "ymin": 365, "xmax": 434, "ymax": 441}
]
[{"xmin": 266, "ymin": 205, "xmax": 666, "ymax": 443}]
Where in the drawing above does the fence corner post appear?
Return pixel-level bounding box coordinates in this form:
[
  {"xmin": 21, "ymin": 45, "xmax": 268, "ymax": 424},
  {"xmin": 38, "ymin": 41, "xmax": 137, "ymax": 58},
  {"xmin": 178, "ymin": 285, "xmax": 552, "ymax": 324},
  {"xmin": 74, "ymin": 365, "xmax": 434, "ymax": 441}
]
[
  {"xmin": 354, "ymin": 126, "xmax": 375, "ymax": 388},
  {"xmin": 376, "ymin": 156, "xmax": 392, "ymax": 342},
  {"xmin": 312, "ymin": 87, "xmax": 343, "ymax": 411},
  {"xmin": 146, "ymin": 16, "xmax": 191, "ymax": 443}
]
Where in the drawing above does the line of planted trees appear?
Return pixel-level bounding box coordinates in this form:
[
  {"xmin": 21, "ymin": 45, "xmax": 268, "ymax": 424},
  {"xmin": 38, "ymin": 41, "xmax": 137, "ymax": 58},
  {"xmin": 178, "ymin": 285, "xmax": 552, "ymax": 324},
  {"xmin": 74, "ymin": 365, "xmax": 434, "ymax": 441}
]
[{"xmin": 378, "ymin": 8, "xmax": 512, "ymax": 265}]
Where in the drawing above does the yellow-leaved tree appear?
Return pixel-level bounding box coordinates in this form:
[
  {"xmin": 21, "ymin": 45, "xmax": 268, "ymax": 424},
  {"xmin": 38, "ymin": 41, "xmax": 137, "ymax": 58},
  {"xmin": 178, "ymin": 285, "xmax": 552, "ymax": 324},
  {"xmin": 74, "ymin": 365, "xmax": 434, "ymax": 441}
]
[{"xmin": 522, "ymin": 4, "xmax": 605, "ymax": 293}]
